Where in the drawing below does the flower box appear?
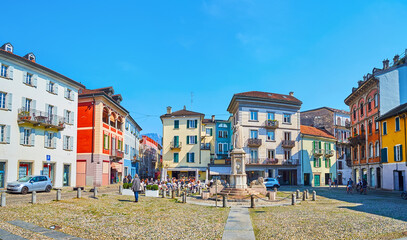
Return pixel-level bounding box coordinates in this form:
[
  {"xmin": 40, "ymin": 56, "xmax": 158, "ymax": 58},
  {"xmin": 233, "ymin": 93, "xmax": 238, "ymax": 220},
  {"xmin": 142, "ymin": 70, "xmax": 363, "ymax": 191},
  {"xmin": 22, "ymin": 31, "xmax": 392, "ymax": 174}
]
[
  {"xmin": 145, "ymin": 190, "xmax": 160, "ymax": 198},
  {"xmin": 122, "ymin": 189, "xmax": 134, "ymax": 196}
]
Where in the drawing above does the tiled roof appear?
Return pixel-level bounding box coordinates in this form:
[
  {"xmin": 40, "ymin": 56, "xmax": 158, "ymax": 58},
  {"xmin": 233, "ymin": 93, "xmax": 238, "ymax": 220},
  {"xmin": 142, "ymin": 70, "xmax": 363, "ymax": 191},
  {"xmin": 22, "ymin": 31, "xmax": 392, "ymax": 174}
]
[
  {"xmin": 160, "ymin": 109, "xmax": 204, "ymax": 118},
  {"xmin": 203, "ymin": 119, "xmax": 215, "ymax": 123},
  {"xmin": 235, "ymin": 91, "xmax": 302, "ymax": 104},
  {"xmin": 302, "ymin": 107, "xmax": 349, "ymax": 115},
  {"xmin": 301, "ymin": 125, "xmax": 336, "ymax": 140},
  {"xmin": 377, "ymin": 102, "xmax": 407, "ymax": 121}
]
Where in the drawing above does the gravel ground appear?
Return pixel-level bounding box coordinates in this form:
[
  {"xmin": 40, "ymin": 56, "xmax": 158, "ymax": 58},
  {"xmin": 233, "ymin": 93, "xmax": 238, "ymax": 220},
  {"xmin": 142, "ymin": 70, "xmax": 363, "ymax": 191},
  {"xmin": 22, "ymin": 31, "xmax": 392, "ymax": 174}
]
[
  {"xmin": 250, "ymin": 188, "xmax": 407, "ymax": 240},
  {"xmin": 0, "ymin": 194, "xmax": 229, "ymax": 240}
]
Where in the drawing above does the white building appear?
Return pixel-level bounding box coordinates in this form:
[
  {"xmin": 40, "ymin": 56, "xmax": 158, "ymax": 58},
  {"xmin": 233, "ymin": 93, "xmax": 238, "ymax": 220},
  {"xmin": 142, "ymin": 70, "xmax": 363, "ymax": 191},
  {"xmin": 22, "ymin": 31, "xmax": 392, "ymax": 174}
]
[
  {"xmin": 0, "ymin": 43, "xmax": 84, "ymax": 188},
  {"xmin": 123, "ymin": 115, "xmax": 142, "ymax": 178},
  {"xmin": 227, "ymin": 91, "xmax": 302, "ymax": 185}
]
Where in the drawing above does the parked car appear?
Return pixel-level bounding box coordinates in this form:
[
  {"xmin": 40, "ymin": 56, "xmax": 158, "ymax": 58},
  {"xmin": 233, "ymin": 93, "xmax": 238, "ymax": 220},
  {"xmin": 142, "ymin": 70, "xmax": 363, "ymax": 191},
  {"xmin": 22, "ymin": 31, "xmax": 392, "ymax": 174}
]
[
  {"xmin": 264, "ymin": 178, "xmax": 280, "ymax": 189},
  {"xmin": 7, "ymin": 175, "xmax": 52, "ymax": 194}
]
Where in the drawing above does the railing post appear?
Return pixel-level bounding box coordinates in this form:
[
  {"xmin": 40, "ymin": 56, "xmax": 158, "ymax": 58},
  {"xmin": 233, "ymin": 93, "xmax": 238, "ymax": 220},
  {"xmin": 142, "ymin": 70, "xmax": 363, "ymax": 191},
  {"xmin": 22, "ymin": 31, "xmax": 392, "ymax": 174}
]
[
  {"xmin": 250, "ymin": 195, "xmax": 255, "ymax": 208},
  {"xmin": 291, "ymin": 193, "xmax": 296, "ymax": 205},
  {"xmin": 32, "ymin": 191, "xmax": 37, "ymax": 204},
  {"xmin": 1, "ymin": 191, "xmax": 6, "ymax": 207},
  {"xmin": 56, "ymin": 189, "xmax": 61, "ymax": 201},
  {"xmin": 77, "ymin": 188, "xmax": 82, "ymax": 198}
]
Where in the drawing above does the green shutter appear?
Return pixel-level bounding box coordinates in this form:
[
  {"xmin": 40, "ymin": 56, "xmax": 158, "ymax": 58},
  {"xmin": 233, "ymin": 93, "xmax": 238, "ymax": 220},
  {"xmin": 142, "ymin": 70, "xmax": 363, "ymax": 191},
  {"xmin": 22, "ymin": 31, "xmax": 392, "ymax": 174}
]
[
  {"xmin": 187, "ymin": 120, "xmax": 190, "ymax": 128},
  {"xmin": 194, "ymin": 120, "xmax": 197, "ymax": 128},
  {"xmin": 313, "ymin": 157, "xmax": 316, "ymax": 167},
  {"xmin": 381, "ymin": 148, "xmax": 387, "ymax": 163},
  {"xmin": 187, "ymin": 136, "xmax": 189, "ymax": 144},
  {"xmin": 210, "ymin": 128, "xmax": 213, "ymax": 136},
  {"xmin": 319, "ymin": 158, "xmax": 321, "ymax": 168},
  {"xmin": 313, "ymin": 141, "xmax": 315, "ymax": 149},
  {"xmin": 194, "ymin": 135, "xmax": 197, "ymax": 144},
  {"xmin": 319, "ymin": 141, "xmax": 321, "ymax": 149},
  {"xmin": 103, "ymin": 135, "xmax": 105, "ymax": 149}
]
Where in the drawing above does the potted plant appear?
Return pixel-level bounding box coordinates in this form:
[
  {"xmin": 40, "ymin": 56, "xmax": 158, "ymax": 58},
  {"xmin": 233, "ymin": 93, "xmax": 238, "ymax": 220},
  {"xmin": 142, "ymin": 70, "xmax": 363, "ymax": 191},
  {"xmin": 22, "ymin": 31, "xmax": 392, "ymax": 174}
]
[
  {"xmin": 145, "ymin": 184, "xmax": 160, "ymax": 197},
  {"xmin": 18, "ymin": 111, "xmax": 31, "ymax": 120},
  {"xmin": 121, "ymin": 182, "xmax": 134, "ymax": 196}
]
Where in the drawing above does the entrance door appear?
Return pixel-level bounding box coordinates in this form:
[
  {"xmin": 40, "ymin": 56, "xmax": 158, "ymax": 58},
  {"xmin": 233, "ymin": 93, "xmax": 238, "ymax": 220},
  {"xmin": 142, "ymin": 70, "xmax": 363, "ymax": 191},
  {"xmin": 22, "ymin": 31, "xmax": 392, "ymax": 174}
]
[
  {"xmin": 63, "ymin": 165, "xmax": 70, "ymax": 187},
  {"xmin": 76, "ymin": 161, "xmax": 86, "ymax": 187},
  {"xmin": 325, "ymin": 173, "xmax": 331, "ymax": 185},
  {"xmin": 376, "ymin": 168, "xmax": 381, "ymax": 188},
  {"xmin": 338, "ymin": 173, "xmax": 343, "ymax": 185},
  {"xmin": 304, "ymin": 173, "xmax": 310, "ymax": 186},
  {"xmin": 314, "ymin": 174, "xmax": 320, "ymax": 187},
  {"xmin": 19, "ymin": 163, "xmax": 31, "ymax": 179},
  {"xmin": 43, "ymin": 163, "xmax": 55, "ymax": 184},
  {"xmin": 0, "ymin": 162, "xmax": 5, "ymax": 188}
]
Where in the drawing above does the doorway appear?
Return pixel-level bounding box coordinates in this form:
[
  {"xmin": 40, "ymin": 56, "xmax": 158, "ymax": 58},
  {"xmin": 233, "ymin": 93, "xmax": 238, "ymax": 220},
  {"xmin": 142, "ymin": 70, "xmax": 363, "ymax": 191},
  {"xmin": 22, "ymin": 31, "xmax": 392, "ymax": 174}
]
[
  {"xmin": 0, "ymin": 162, "xmax": 5, "ymax": 188},
  {"xmin": 304, "ymin": 173, "xmax": 310, "ymax": 186},
  {"xmin": 43, "ymin": 163, "xmax": 55, "ymax": 184},
  {"xmin": 376, "ymin": 168, "xmax": 381, "ymax": 188},
  {"xmin": 325, "ymin": 173, "xmax": 331, "ymax": 185},
  {"xmin": 314, "ymin": 174, "xmax": 320, "ymax": 187},
  {"xmin": 338, "ymin": 173, "xmax": 343, "ymax": 185},
  {"xmin": 394, "ymin": 171, "xmax": 405, "ymax": 191}
]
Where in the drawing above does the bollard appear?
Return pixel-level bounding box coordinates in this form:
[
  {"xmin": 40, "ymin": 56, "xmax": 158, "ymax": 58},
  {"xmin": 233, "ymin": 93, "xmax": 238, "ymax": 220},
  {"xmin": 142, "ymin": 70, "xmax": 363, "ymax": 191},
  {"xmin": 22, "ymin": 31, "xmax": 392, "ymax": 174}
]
[
  {"xmin": 183, "ymin": 192, "xmax": 187, "ymax": 203},
  {"xmin": 291, "ymin": 193, "xmax": 296, "ymax": 205},
  {"xmin": 94, "ymin": 187, "xmax": 98, "ymax": 198},
  {"xmin": 162, "ymin": 189, "xmax": 166, "ymax": 198},
  {"xmin": 172, "ymin": 189, "xmax": 175, "ymax": 199},
  {"xmin": 119, "ymin": 185, "xmax": 123, "ymax": 194},
  {"xmin": 32, "ymin": 191, "xmax": 37, "ymax": 204},
  {"xmin": 56, "ymin": 189, "xmax": 61, "ymax": 201},
  {"xmin": 274, "ymin": 187, "xmax": 277, "ymax": 193},
  {"xmin": 296, "ymin": 189, "xmax": 300, "ymax": 199},
  {"xmin": 199, "ymin": 187, "xmax": 202, "ymax": 195},
  {"xmin": 77, "ymin": 188, "xmax": 82, "ymax": 198},
  {"xmin": 1, "ymin": 192, "xmax": 6, "ymax": 207},
  {"xmin": 306, "ymin": 190, "xmax": 309, "ymax": 199},
  {"xmin": 303, "ymin": 191, "xmax": 306, "ymax": 201},
  {"xmin": 312, "ymin": 191, "xmax": 316, "ymax": 201},
  {"xmin": 177, "ymin": 188, "xmax": 181, "ymax": 197},
  {"xmin": 222, "ymin": 195, "xmax": 227, "ymax": 208},
  {"xmin": 250, "ymin": 195, "xmax": 255, "ymax": 208}
]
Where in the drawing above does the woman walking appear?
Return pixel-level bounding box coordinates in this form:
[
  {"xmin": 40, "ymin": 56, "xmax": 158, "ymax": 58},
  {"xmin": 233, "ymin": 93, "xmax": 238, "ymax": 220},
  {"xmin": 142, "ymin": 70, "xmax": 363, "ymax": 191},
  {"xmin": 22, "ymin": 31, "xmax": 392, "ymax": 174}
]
[{"xmin": 131, "ymin": 174, "xmax": 141, "ymax": 202}]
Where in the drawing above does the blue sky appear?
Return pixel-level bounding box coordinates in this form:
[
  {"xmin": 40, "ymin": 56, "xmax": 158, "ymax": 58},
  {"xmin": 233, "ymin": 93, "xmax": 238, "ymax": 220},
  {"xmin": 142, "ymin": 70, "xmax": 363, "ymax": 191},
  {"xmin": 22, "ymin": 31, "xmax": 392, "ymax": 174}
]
[{"xmin": 4, "ymin": 1, "xmax": 407, "ymax": 134}]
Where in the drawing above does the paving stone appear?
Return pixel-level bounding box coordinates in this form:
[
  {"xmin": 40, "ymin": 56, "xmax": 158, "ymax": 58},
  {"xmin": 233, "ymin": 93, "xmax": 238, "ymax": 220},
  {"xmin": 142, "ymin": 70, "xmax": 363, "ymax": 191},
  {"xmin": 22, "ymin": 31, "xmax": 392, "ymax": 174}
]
[
  {"xmin": 8, "ymin": 220, "xmax": 50, "ymax": 233},
  {"xmin": 0, "ymin": 228, "xmax": 28, "ymax": 240},
  {"xmin": 222, "ymin": 206, "xmax": 255, "ymax": 240}
]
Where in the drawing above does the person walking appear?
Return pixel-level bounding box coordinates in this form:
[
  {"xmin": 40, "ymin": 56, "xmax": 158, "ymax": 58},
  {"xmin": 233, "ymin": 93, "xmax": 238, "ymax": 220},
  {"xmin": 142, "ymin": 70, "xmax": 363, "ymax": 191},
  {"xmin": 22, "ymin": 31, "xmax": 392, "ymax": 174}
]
[{"xmin": 131, "ymin": 174, "xmax": 141, "ymax": 202}]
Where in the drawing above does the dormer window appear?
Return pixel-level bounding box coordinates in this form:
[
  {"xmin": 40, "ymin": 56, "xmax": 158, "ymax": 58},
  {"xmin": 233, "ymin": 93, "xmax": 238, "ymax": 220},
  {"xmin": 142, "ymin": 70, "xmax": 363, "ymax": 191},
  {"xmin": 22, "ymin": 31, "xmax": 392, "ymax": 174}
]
[
  {"xmin": 28, "ymin": 54, "xmax": 35, "ymax": 62},
  {"xmin": 5, "ymin": 44, "xmax": 12, "ymax": 52}
]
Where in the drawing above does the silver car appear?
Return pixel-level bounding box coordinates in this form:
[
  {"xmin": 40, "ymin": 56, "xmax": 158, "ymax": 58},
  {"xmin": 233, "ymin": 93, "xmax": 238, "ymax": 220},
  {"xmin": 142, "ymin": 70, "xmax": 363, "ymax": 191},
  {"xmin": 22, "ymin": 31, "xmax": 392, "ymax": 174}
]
[{"xmin": 7, "ymin": 175, "xmax": 53, "ymax": 194}]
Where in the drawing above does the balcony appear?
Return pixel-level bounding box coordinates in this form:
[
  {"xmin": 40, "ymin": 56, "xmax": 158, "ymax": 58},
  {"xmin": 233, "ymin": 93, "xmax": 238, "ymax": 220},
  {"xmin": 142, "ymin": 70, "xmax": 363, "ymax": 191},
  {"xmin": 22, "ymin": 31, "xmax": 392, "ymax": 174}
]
[
  {"xmin": 282, "ymin": 140, "xmax": 295, "ymax": 148},
  {"xmin": 265, "ymin": 120, "xmax": 278, "ymax": 129},
  {"xmin": 170, "ymin": 141, "xmax": 182, "ymax": 150},
  {"xmin": 312, "ymin": 148, "xmax": 323, "ymax": 157},
  {"xmin": 248, "ymin": 138, "xmax": 262, "ymax": 147},
  {"xmin": 348, "ymin": 135, "xmax": 365, "ymax": 146},
  {"xmin": 246, "ymin": 158, "xmax": 279, "ymax": 165},
  {"xmin": 201, "ymin": 143, "xmax": 211, "ymax": 150},
  {"xmin": 18, "ymin": 108, "xmax": 65, "ymax": 130},
  {"xmin": 282, "ymin": 158, "xmax": 299, "ymax": 166},
  {"xmin": 111, "ymin": 149, "xmax": 124, "ymax": 159},
  {"xmin": 324, "ymin": 149, "xmax": 334, "ymax": 157}
]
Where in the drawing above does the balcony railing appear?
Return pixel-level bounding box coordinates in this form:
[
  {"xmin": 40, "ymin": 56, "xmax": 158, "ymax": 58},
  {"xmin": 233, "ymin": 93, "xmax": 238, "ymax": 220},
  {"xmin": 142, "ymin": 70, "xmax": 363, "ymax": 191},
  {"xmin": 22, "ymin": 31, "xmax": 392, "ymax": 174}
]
[
  {"xmin": 312, "ymin": 148, "xmax": 323, "ymax": 157},
  {"xmin": 170, "ymin": 141, "xmax": 182, "ymax": 149},
  {"xmin": 282, "ymin": 140, "xmax": 295, "ymax": 148},
  {"xmin": 246, "ymin": 158, "xmax": 279, "ymax": 165},
  {"xmin": 216, "ymin": 153, "xmax": 230, "ymax": 159},
  {"xmin": 111, "ymin": 149, "xmax": 124, "ymax": 159},
  {"xmin": 201, "ymin": 143, "xmax": 211, "ymax": 150},
  {"xmin": 132, "ymin": 154, "xmax": 140, "ymax": 162},
  {"xmin": 265, "ymin": 120, "xmax": 278, "ymax": 129},
  {"xmin": 324, "ymin": 149, "xmax": 334, "ymax": 157},
  {"xmin": 248, "ymin": 138, "xmax": 262, "ymax": 147},
  {"xmin": 348, "ymin": 135, "xmax": 365, "ymax": 146},
  {"xmin": 18, "ymin": 108, "xmax": 65, "ymax": 130},
  {"xmin": 282, "ymin": 158, "xmax": 299, "ymax": 165}
]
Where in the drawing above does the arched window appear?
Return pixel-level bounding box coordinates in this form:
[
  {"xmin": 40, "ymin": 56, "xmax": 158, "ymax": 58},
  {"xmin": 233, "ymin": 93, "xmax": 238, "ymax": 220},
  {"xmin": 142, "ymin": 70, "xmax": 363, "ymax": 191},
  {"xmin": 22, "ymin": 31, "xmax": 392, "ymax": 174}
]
[
  {"xmin": 368, "ymin": 98, "xmax": 372, "ymax": 111},
  {"xmin": 368, "ymin": 121, "xmax": 372, "ymax": 134},
  {"xmin": 360, "ymin": 102, "xmax": 364, "ymax": 116},
  {"xmin": 369, "ymin": 143, "xmax": 373, "ymax": 158},
  {"xmin": 353, "ymin": 109, "xmax": 357, "ymax": 121},
  {"xmin": 102, "ymin": 108, "xmax": 109, "ymax": 124},
  {"xmin": 361, "ymin": 146, "xmax": 365, "ymax": 159},
  {"xmin": 354, "ymin": 148, "xmax": 358, "ymax": 159},
  {"xmin": 5, "ymin": 44, "xmax": 12, "ymax": 52},
  {"xmin": 375, "ymin": 142, "xmax": 380, "ymax": 157}
]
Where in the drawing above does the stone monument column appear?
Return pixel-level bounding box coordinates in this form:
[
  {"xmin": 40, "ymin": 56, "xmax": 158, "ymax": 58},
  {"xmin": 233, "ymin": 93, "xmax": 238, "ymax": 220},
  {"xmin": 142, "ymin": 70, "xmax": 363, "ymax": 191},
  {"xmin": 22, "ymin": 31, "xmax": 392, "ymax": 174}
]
[{"xmin": 229, "ymin": 124, "xmax": 247, "ymax": 189}]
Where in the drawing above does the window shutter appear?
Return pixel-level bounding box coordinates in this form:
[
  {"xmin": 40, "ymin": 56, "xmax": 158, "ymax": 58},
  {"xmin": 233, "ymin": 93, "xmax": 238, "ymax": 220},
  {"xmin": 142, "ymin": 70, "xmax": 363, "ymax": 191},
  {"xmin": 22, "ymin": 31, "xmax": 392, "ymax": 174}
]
[
  {"xmin": 7, "ymin": 66, "xmax": 13, "ymax": 79},
  {"xmin": 53, "ymin": 106, "xmax": 58, "ymax": 116},
  {"xmin": 63, "ymin": 136, "xmax": 67, "ymax": 150},
  {"xmin": 33, "ymin": 74, "xmax": 38, "ymax": 87},
  {"xmin": 70, "ymin": 112, "xmax": 74, "ymax": 124},
  {"xmin": 313, "ymin": 141, "xmax": 315, "ymax": 149},
  {"xmin": 187, "ymin": 120, "xmax": 190, "ymax": 128},
  {"xmin": 394, "ymin": 146, "xmax": 397, "ymax": 161},
  {"xmin": 64, "ymin": 88, "xmax": 68, "ymax": 98},
  {"xmin": 6, "ymin": 125, "xmax": 10, "ymax": 143},
  {"xmin": 21, "ymin": 97, "xmax": 26, "ymax": 110},
  {"xmin": 32, "ymin": 100, "xmax": 36, "ymax": 111},
  {"xmin": 7, "ymin": 93, "xmax": 12, "ymax": 110},
  {"xmin": 19, "ymin": 127, "xmax": 24, "ymax": 145},
  {"xmin": 64, "ymin": 110, "xmax": 68, "ymax": 122},
  {"xmin": 46, "ymin": 80, "xmax": 50, "ymax": 91},
  {"xmin": 54, "ymin": 83, "xmax": 58, "ymax": 94},
  {"xmin": 192, "ymin": 153, "xmax": 195, "ymax": 162},
  {"xmin": 381, "ymin": 148, "xmax": 387, "ymax": 163},
  {"xmin": 194, "ymin": 135, "xmax": 197, "ymax": 144},
  {"xmin": 319, "ymin": 158, "xmax": 321, "ymax": 167},
  {"xmin": 187, "ymin": 136, "xmax": 189, "ymax": 144},
  {"xmin": 319, "ymin": 141, "xmax": 321, "ymax": 149},
  {"xmin": 70, "ymin": 92, "xmax": 75, "ymax": 100},
  {"xmin": 70, "ymin": 137, "xmax": 73, "ymax": 150},
  {"xmin": 313, "ymin": 158, "xmax": 316, "ymax": 167},
  {"xmin": 44, "ymin": 131, "xmax": 49, "ymax": 147},
  {"xmin": 23, "ymin": 72, "xmax": 27, "ymax": 84},
  {"xmin": 329, "ymin": 159, "xmax": 331, "ymax": 167},
  {"xmin": 103, "ymin": 135, "xmax": 106, "ymax": 149},
  {"xmin": 53, "ymin": 134, "xmax": 57, "ymax": 148},
  {"xmin": 194, "ymin": 120, "xmax": 197, "ymax": 128},
  {"xmin": 30, "ymin": 129, "xmax": 35, "ymax": 146},
  {"xmin": 210, "ymin": 129, "xmax": 213, "ymax": 136},
  {"xmin": 401, "ymin": 145, "xmax": 403, "ymax": 161}
]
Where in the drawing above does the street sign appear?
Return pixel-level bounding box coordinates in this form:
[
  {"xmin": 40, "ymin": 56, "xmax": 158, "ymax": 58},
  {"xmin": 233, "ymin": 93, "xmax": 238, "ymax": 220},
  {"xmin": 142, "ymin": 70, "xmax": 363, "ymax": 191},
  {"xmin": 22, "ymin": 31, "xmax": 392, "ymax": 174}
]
[{"xmin": 46, "ymin": 155, "xmax": 51, "ymax": 161}]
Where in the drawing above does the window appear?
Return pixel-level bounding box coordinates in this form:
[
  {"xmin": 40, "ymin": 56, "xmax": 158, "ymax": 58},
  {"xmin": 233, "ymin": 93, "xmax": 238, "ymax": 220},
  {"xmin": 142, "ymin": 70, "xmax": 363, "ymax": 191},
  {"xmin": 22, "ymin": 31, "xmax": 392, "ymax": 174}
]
[
  {"xmin": 0, "ymin": 125, "xmax": 10, "ymax": 143},
  {"xmin": 64, "ymin": 110, "xmax": 74, "ymax": 124},
  {"xmin": 103, "ymin": 134, "xmax": 109, "ymax": 150},
  {"xmin": 250, "ymin": 111, "xmax": 258, "ymax": 121},
  {"xmin": 284, "ymin": 132, "xmax": 291, "ymax": 141},
  {"xmin": 218, "ymin": 130, "xmax": 228, "ymax": 138},
  {"xmin": 368, "ymin": 98, "xmax": 372, "ymax": 111},
  {"xmin": 218, "ymin": 143, "xmax": 223, "ymax": 152},
  {"xmin": 375, "ymin": 142, "xmax": 380, "ymax": 157},
  {"xmin": 360, "ymin": 103, "xmax": 364, "ymax": 116},
  {"xmin": 250, "ymin": 150, "xmax": 258, "ymax": 161},
  {"xmin": 63, "ymin": 136, "xmax": 73, "ymax": 150},
  {"xmin": 394, "ymin": 145, "xmax": 403, "ymax": 162},
  {"xmin": 47, "ymin": 81, "xmax": 57, "ymax": 94},
  {"xmin": 314, "ymin": 157, "xmax": 321, "ymax": 168},
  {"xmin": 354, "ymin": 148, "xmax": 358, "ymax": 159},
  {"xmin": 174, "ymin": 153, "xmax": 179, "ymax": 163},
  {"xmin": 283, "ymin": 114, "xmax": 291, "ymax": 123},
  {"xmin": 361, "ymin": 146, "xmax": 365, "ymax": 159},
  {"xmin": 284, "ymin": 150, "xmax": 291, "ymax": 160},
  {"xmin": 20, "ymin": 128, "xmax": 34, "ymax": 146},
  {"xmin": 187, "ymin": 153, "xmax": 195, "ymax": 163},
  {"xmin": 375, "ymin": 120, "xmax": 379, "ymax": 131},
  {"xmin": 187, "ymin": 120, "xmax": 197, "ymax": 128},
  {"xmin": 368, "ymin": 121, "xmax": 372, "ymax": 134},
  {"xmin": 383, "ymin": 122, "xmax": 387, "ymax": 135},
  {"xmin": 267, "ymin": 149, "xmax": 275, "ymax": 159},
  {"xmin": 65, "ymin": 88, "xmax": 74, "ymax": 100},
  {"xmin": 125, "ymin": 144, "xmax": 129, "ymax": 154},
  {"xmin": 267, "ymin": 130, "xmax": 275, "ymax": 141},
  {"xmin": 325, "ymin": 158, "xmax": 331, "ymax": 168},
  {"xmin": 396, "ymin": 117, "xmax": 400, "ymax": 131},
  {"xmin": 250, "ymin": 130, "xmax": 258, "ymax": 139},
  {"xmin": 338, "ymin": 161, "xmax": 343, "ymax": 170},
  {"xmin": 0, "ymin": 92, "xmax": 11, "ymax": 110},
  {"xmin": 1, "ymin": 64, "xmax": 8, "ymax": 78},
  {"xmin": 381, "ymin": 148, "xmax": 388, "ymax": 162},
  {"xmin": 28, "ymin": 54, "xmax": 35, "ymax": 61},
  {"xmin": 186, "ymin": 135, "xmax": 197, "ymax": 144},
  {"xmin": 44, "ymin": 132, "xmax": 56, "ymax": 148},
  {"xmin": 206, "ymin": 128, "xmax": 213, "ymax": 136},
  {"xmin": 174, "ymin": 120, "xmax": 179, "ymax": 129},
  {"xmin": 25, "ymin": 73, "xmax": 33, "ymax": 85},
  {"xmin": 369, "ymin": 143, "xmax": 373, "ymax": 158},
  {"xmin": 353, "ymin": 109, "xmax": 356, "ymax": 120},
  {"xmin": 353, "ymin": 128, "xmax": 357, "ymax": 136},
  {"xmin": 374, "ymin": 94, "xmax": 378, "ymax": 107},
  {"xmin": 267, "ymin": 112, "xmax": 275, "ymax": 120}
]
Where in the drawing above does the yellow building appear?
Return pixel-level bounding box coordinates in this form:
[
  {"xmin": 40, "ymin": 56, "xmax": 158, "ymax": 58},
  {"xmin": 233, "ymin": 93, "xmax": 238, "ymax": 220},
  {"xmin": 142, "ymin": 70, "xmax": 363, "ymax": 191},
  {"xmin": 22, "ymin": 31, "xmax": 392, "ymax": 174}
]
[
  {"xmin": 160, "ymin": 106, "xmax": 210, "ymax": 181},
  {"xmin": 377, "ymin": 103, "xmax": 407, "ymax": 191}
]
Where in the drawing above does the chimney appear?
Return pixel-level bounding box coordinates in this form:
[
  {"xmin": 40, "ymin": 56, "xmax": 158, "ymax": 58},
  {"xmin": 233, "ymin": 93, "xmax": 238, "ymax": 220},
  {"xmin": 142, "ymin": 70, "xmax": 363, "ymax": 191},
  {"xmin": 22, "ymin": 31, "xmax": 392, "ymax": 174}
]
[
  {"xmin": 183, "ymin": 105, "xmax": 186, "ymax": 110},
  {"xmin": 393, "ymin": 55, "xmax": 400, "ymax": 64},
  {"xmin": 289, "ymin": 92, "xmax": 294, "ymax": 96},
  {"xmin": 363, "ymin": 75, "xmax": 367, "ymax": 81},
  {"xmin": 211, "ymin": 115, "xmax": 215, "ymax": 122},
  {"xmin": 167, "ymin": 106, "xmax": 172, "ymax": 114}
]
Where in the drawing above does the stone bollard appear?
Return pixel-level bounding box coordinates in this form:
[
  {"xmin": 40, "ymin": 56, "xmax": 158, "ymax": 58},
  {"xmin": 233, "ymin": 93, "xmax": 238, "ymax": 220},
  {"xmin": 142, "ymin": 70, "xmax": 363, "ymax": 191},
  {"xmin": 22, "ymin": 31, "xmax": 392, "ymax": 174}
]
[
  {"xmin": 77, "ymin": 188, "xmax": 82, "ymax": 198},
  {"xmin": 306, "ymin": 190, "xmax": 309, "ymax": 199},
  {"xmin": 56, "ymin": 189, "xmax": 61, "ymax": 201},
  {"xmin": 183, "ymin": 192, "xmax": 187, "ymax": 203},
  {"xmin": 296, "ymin": 189, "xmax": 300, "ymax": 199},
  {"xmin": 312, "ymin": 191, "xmax": 316, "ymax": 201},
  {"xmin": 268, "ymin": 191, "xmax": 276, "ymax": 201},
  {"xmin": 32, "ymin": 191, "xmax": 37, "ymax": 204},
  {"xmin": 250, "ymin": 195, "xmax": 255, "ymax": 208},
  {"xmin": 94, "ymin": 187, "xmax": 98, "ymax": 198},
  {"xmin": 291, "ymin": 193, "xmax": 296, "ymax": 205},
  {"xmin": 274, "ymin": 187, "xmax": 277, "ymax": 193},
  {"xmin": 1, "ymin": 191, "xmax": 6, "ymax": 207},
  {"xmin": 119, "ymin": 185, "xmax": 123, "ymax": 194},
  {"xmin": 222, "ymin": 195, "xmax": 227, "ymax": 208},
  {"xmin": 162, "ymin": 189, "xmax": 166, "ymax": 198},
  {"xmin": 172, "ymin": 189, "xmax": 175, "ymax": 199},
  {"xmin": 303, "ymin": 191, "xmax": 306, "ymax": 201},
  {"xmin": 177, "ymin": 188, "xmax": 181, "ymax": 197}
]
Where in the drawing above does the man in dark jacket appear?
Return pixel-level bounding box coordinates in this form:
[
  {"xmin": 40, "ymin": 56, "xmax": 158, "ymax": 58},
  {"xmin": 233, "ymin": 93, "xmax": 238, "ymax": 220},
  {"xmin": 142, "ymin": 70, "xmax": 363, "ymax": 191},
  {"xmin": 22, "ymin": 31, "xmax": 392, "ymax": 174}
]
[{"xmin": 131, "ymin": 174, "xmax": 141, "ymax": 202}]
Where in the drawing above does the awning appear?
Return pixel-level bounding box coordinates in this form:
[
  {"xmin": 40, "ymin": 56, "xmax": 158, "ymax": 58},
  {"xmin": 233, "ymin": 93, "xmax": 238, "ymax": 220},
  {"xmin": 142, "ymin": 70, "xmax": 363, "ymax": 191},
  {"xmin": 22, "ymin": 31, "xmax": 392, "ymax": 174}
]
[
  {"xmin": 111, "ymin": 162, "xmax": 122, "ymax": 172},
  {"xmin": 210, "ymin": 167, "xmax": 231, "ymax": 175}
]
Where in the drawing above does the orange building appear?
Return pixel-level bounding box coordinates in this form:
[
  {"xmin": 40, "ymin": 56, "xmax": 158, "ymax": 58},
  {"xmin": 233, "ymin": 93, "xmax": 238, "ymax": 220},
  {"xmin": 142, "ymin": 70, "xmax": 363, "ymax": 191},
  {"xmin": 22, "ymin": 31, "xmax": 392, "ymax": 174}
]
[{"xmin": 77, "ymin": 87, "xmax": 128, "ymax": 187}]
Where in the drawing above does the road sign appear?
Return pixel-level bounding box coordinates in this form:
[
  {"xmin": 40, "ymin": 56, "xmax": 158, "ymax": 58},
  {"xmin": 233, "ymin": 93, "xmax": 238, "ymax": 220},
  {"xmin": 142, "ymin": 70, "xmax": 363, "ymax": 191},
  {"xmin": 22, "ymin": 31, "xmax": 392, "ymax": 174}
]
[{"xmin": 46, "ymin": 155, "xmax": 51, "ymax": 161}]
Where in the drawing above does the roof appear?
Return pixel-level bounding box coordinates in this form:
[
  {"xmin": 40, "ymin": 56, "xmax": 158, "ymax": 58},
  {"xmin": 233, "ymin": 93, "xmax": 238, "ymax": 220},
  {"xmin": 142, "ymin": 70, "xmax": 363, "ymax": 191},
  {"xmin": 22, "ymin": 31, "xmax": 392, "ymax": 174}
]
[
  {"xmin": 79, "ymin": 87, "xmax": 129, "ymax": 114},
  {"xmin": 377, "ymin": 102, "xmax": 407, "ymax": 121},
  {"xmin": 302, "ymin": 107, "xmax": 350, "ymax": 115},
  {"xmin": 0, "ymin": 49, "xmax": 85, "ymax": 89},
  {"xmin": 203, "ymin": 118, "xmax": 215, "ymax": 124},
  {"xmin": 235, "ymin": 91, "xmax": 302, "ymax": 104},
  {"xmin": 160, "ymin": 109, "xmax": 204, "ymax": 119},
  {"xmin": 300, "ymin": 125, "xmax": 336, "ymax": 140}
]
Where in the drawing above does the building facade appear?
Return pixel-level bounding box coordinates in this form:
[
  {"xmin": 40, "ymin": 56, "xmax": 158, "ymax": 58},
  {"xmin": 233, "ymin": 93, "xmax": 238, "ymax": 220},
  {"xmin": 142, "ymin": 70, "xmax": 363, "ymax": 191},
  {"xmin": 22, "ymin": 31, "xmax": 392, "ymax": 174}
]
[
  {"xmin": 300, "ymin": 107, "xmax": 352, "ymax": 185},
  {"xmin": 123, "ymin": 115, "xmax": 142, "ymax": 179},
  {"xmin": 227, "ymin": 91, "xmax": 302, "ymax": 185},
  {"xmin": 77, "ymin": 87, "xmax": 127, "ymax": 187},
  {"xmin": 0, "ymin": 43, "xmax": 84, "ymax": 188},
  {"xmin": 139, "ymin": 135, "xmax": 161, "ymax": 179},
  {"xmin": 300, "ymin": 125, "xmax": 337, "ymax": 186},
  {"xmin": 377, "ymin": 103, "xmax": 407, "ymax": 191}
]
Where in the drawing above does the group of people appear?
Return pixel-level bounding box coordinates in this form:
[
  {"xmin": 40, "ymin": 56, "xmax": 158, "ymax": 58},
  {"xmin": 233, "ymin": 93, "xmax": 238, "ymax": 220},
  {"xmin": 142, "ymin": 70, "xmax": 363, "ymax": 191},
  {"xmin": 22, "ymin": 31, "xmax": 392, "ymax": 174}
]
[{"xmin": 346, "ymin": 178, "xmax": 368, "ymax": 194}]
